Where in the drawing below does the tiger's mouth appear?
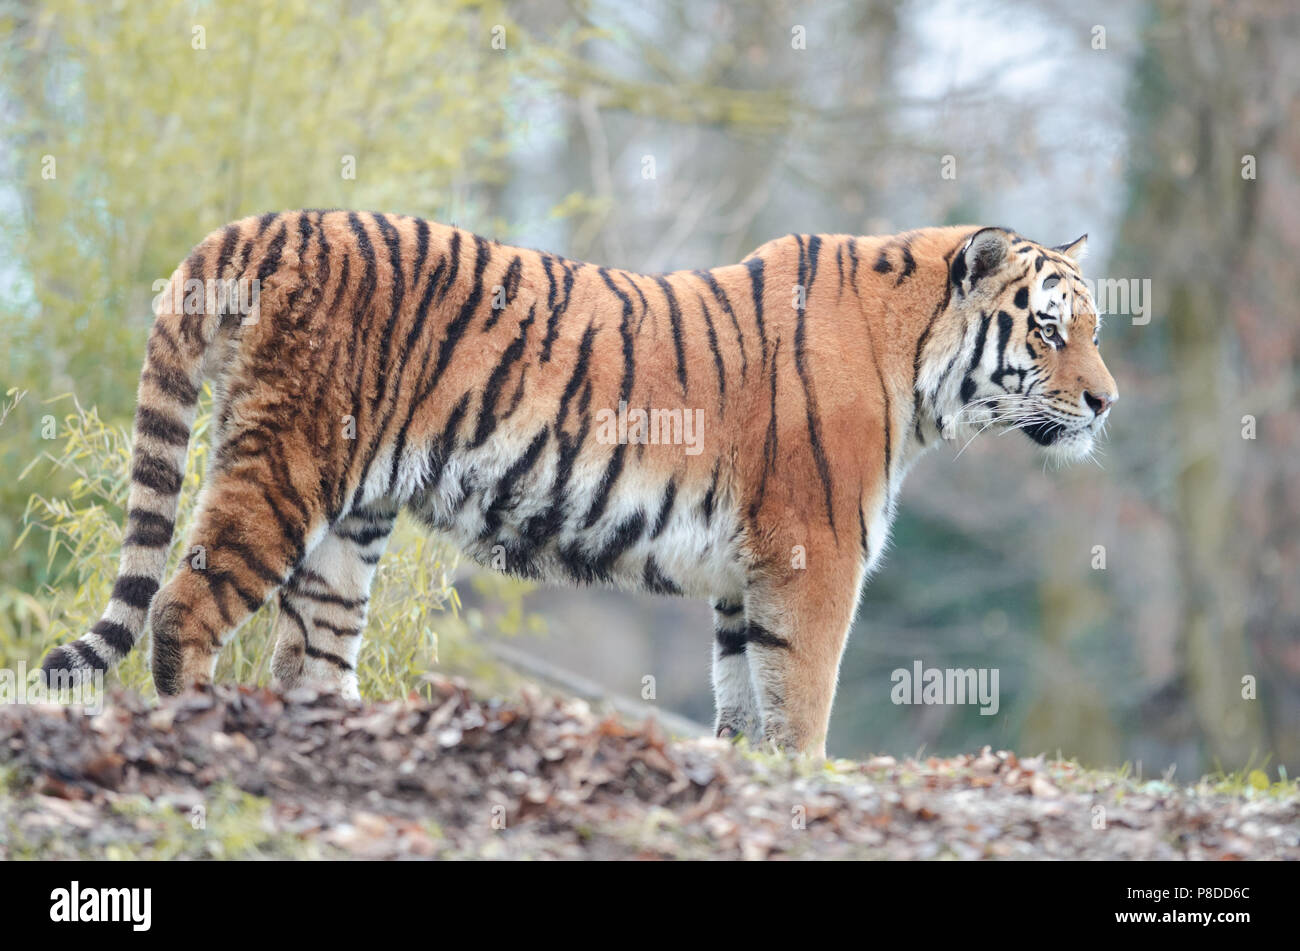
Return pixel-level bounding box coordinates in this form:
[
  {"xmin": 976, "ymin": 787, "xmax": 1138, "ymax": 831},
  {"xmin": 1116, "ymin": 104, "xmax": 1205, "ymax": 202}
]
[
  {"xmin": 1022, "ymin": 414, "xmax": 1098, "ymax": 460},
  {"xmin": 1022, "ymin": 418, "xmax": 1066, "ymax": 446}
]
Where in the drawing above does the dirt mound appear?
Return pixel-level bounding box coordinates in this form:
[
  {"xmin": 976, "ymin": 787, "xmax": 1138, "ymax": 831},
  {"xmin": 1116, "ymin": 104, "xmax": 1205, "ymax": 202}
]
[{"xmin": 1, "ymin": 679, "xmax": 1296, "ymax": 859}]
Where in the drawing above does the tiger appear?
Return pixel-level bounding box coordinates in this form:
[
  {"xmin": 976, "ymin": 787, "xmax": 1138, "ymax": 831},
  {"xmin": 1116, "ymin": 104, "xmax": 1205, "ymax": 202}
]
[{"xmin": 40, "ymin": 212, "xmax": 1117, "ymax": 757}]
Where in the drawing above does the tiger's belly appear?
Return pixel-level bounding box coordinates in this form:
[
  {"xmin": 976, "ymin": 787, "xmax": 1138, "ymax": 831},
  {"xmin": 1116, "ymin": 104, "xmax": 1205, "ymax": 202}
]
[{"xmin": 396, "ymin": 432, "xmax": 745, "ymax": 599}]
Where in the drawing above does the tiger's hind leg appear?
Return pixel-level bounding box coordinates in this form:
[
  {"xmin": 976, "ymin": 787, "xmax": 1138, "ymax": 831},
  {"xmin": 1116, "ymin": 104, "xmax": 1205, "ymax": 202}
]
[
  {"xmin": 710, "ymin": 595, "xmax": 760, "ymax": 739},
  {"xmin": 269, "ymin": 502, "xmax": 396, "ymax": 699},
  {"xmin": 148, "ymin": 459, "xmax": 328, "ymax": 696}
]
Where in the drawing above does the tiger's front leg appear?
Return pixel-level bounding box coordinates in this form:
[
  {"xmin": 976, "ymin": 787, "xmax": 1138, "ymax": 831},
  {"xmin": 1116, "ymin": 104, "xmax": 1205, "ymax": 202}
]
[
  {"xmin": 742, "ymin": 554, "xmax": 862, "ymax": 757},
  {"xmin": 710, "ymin": 595, "xmax": 760, "ymax": 739}
]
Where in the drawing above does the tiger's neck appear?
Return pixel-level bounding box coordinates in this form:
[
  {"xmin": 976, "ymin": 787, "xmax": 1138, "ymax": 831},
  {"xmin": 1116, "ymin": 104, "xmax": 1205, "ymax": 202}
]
[{"xmin": 864, "ymin": 228, "xmax": 972, "ymax": 474}]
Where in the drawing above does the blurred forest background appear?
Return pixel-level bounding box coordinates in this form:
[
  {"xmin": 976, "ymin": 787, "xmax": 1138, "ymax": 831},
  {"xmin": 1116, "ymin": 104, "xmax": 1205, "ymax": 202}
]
[{"xmin": 1, "ymin": 0, "xmax": 1296, "ymax": 776}]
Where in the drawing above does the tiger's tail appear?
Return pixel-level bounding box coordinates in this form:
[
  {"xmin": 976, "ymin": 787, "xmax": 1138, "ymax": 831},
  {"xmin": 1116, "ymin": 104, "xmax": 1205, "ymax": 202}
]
[{"xmin": 41, "ymin": 228, "xmax": 248, "ymax": 686}]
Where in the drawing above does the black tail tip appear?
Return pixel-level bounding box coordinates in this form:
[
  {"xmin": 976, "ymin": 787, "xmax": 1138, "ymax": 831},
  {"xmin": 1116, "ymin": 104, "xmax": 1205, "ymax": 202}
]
[{"xmin": 39, "ymin": 645, "xmax": 106, "ymax": 690}]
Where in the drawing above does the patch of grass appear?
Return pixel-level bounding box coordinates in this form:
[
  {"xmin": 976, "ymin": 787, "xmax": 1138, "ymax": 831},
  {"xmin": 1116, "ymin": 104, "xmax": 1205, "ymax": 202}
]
[
  {"xmin": 1049, "ymin": 755, "xmax": 1298, "ymax": 804},
  {"xmin": 3, "ymin": 395, "xmax": 537, "ymax": 701},
  {"xmin": 1200, "ymin": 760, "xmax": 1297, "ymax": 801}
]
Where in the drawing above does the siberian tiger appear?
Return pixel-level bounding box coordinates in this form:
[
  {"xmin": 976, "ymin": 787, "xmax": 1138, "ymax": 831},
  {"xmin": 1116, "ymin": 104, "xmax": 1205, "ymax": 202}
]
[{"xmin": 40, "ymin": 212, "xmax": 1117, "ymax": 757}]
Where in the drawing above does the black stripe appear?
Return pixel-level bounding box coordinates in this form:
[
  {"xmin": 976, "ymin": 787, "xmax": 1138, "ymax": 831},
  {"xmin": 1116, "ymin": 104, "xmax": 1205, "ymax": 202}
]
[
  {"xmin": 470, "ymin": 303, "xmax": 536, "ymax": 448},
  {"xmin": 339, "ymin": 214, "xmax": 379, "ymax": 510},
  {"xmin": 582, "ymin": 443, "xmax": 626, "ymax": 531},
  {"xmin": 745, "ymin": 624, "xmax": 791, "ymax": 651},
  {"xmin": 501, "ymin": 363, "xmax": 528, "ymax": 421},
  {"xmin": 429, "ymin": 235, "xmax": 490, "ymax": 387},
  {"xmin": 387, "ymin": 244, "xmax": 449, "ymax": 492},
  {"xmin": 287, "ymin": 579, "xmax": 365, "ymax": 610},
  {"xmin": 213, "ymin": 530, "xmax": 289, "ymax": 587},
  {"xmin": 580, "ymin": 270, "xmax": 638, "ymax": 530},
  {"xmin": 517, "ymin": 378, "xmax": 592, "ymax": 558},
  {"xmin": 715, "ymin": 622, "xmax": 789, "ymax": 657},
  {"xmin": 255, "ymin": 221, "xmax": 289, "ymax": 283},
  {"xmin": 481, "ymin": 427, "xmax": 550, "ymax": 539},
  {"xmin": 912, "ymin": 249, "xmax": 958, "ymax": 440},
  {"xmin": 695, "ymin": 270, "xmax": 747, "ymax": 379},
  {"xmin": 70, "ymin": 640, "xmax": 109, "ymax": 670},
  {"xmin": 794, "ymin": 236, "xmax": 836, "ymax": 536},
  {"xmin": 484, "ymin": 255, "xmax": 523, "ymax": 331},
  {"xmin": 895, "ymin": 238, "xmax": 916, "ymax": 286},
  {"xmin": 279, "ymin": 596, "xmax": 309, "ymax": 647},
  {"xmin": 713, "ymin": 600, "xmax": 743, "ymax": 617},
  {"xmin": 750, "ymin": 336, "xmax": 782, "ymax": 520},
  {"xmin": 305, "ymin": 645, "xmax": 353, "ymax": 671},
  {"xmin": 950, "ymin": 243, "xmax": 969, "ymax": 291},
  {"xmin": 351, "ymin": 213, "xmax": 408, "ymax": 499},
  {"xmin": 91, "ymin": 619, "xmax": 135, "ymax": 655},
  {"xmin": 334, "ymin": 523, "xmax": 393, "ymax": 547},
  {"xmin": 111, "ymin": 574, "xmax": 159, "ymax": 610},
  {"xmin": 716, "ymin": 628, "xmax": 748, "ymax": 657},
  {"xmin": 960, "ymin": 309, "xmax": 992, "ymax": 404},
  {"xmin": 372, "ymin": 213, "xmax": 407, "ymax": 376},
  {"xmin": 410, "ymin": 218, "xmax": 431, "ymax": 298},
  {"xmin": 315, "ymin": 620, "xmax": 362, "ymax": 639},
  {"xmin": 135, "ymin": 406, "xmax": 190, "ymax": 447},
  {"xmin": 259, "ymin": 451, "xmax": 310, "ymax": 560},
  {"xmin": 650, "ymin": 479, "xmax": 676, "ymax": 539},
  {"xmin": 200, "ymin": 567, "xmax": 265, "ymax": 618},
  {"xmin": 124, "ymin": 510, "xmax": 175, "ymax": 547},
  {"xmin": 652, "ymin": 276, "xmax": 689, "ymax": 394},
  {"xmin": 695, "ymin": 292, "xmax": 727, "ymax": 402},
  {"xmin": 281, "ymin": 212, "xmax": 316, "ymax": 317},
  {"xmin": 149, "ymin": 321, "xmax": 182, "ymax": 359},
  {"xmin": 141, "ymin": 365, "xmax": 199, "ymax": 407},
  {"xmin": 132, "ymin": 451, "xmax": 183, "ymax": 495},
  {"xmin": 40, "ymin": 646, "xmax": 71, "ymax": 677},
  {"xmin": 804, "ymin": 234, "xmax": 822, "ymax": 292},
  {"xmin": 560, "ymin": 511, "xmax": 645, "ymax": 585},
  {"xmin": 215, "ymin": 225, "xmax": 240, "ymax": 280},
  {"xmin": 437, "ymin": 229, "xmax": 463, "ymax": 304},
  {"xmin": 989, "ymin": 310, "xmax": 1017, "ymax": 391},
  {"xmin": 422, "ymin": 391, "xmax": 472, "ymax": 491},
  {"xmin": 556, "ymin": 319, "xmax": 599, "ymax": 430},
  {"xmin": 744, "ymin": 257, "xmax": 768, "ymax": 370},
  {"xmin": 539, "ymin": 255, "xmax": 576, "ymax": 363},
  {"xmin": 701, "ymin": 459, "xmax": 720, "ymax": 523},
  {"xmin": 625, "ymin": 273, "xmax": 650, "ymax": 333},
  {"xmin": 642, "ymin": 557, "xmax": 682, "ymax": 595}
]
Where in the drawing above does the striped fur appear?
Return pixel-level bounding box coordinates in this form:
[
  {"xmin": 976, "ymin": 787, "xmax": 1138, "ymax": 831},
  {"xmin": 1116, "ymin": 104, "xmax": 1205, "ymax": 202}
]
[{"xmin": 41, "ymin": 214, "xmax": 1116, "ymax": 755}]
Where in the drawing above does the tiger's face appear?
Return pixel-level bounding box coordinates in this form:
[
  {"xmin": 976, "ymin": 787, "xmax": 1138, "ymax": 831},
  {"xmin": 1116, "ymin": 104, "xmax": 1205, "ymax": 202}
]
[{"xmin": 951, "ymin": 227, "xmax": 1118, "ymax": 462}]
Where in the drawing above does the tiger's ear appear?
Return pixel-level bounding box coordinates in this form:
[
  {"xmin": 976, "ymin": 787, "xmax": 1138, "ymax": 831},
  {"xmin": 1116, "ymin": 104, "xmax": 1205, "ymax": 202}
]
[
  {"xmin": 1053, "ymin": 233, "xmax": 1088, "ymax": 261},
  {"xmin": 952, "ymin": 227, "xmax": 1010, "ymax": 293}
]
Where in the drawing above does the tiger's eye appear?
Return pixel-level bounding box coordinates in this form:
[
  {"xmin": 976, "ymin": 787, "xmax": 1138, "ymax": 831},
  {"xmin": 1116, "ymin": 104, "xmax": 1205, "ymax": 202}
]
[{"xmin": 1041, "ymin": 324, "xmax": 1057, "ymax": 341}]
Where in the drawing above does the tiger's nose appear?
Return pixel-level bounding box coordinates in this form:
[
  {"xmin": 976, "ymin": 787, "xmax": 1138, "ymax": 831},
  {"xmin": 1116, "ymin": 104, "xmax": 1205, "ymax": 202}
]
[{"xmin": 1083, "ymin": 389, "xmax": 1117, "ymax": 416}]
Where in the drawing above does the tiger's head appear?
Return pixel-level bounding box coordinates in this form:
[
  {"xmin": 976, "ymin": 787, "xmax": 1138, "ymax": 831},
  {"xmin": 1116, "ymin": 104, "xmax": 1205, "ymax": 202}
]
[{"xmin": 947, "ymin": 227, "xmax": 1118, "ymax": 462}]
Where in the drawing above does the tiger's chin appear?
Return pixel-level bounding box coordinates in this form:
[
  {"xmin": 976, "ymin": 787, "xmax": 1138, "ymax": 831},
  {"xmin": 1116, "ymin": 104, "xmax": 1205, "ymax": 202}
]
[{"xmin": 1022, "ymin": 418, "xmax": 1097, "ymax": 462}]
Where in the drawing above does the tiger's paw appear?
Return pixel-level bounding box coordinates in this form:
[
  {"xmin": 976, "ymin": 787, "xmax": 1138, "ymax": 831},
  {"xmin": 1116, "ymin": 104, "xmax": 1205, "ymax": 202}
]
[{"xmin": 714, "ymin": 709, "xmax": 758, "ymax": 742}]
